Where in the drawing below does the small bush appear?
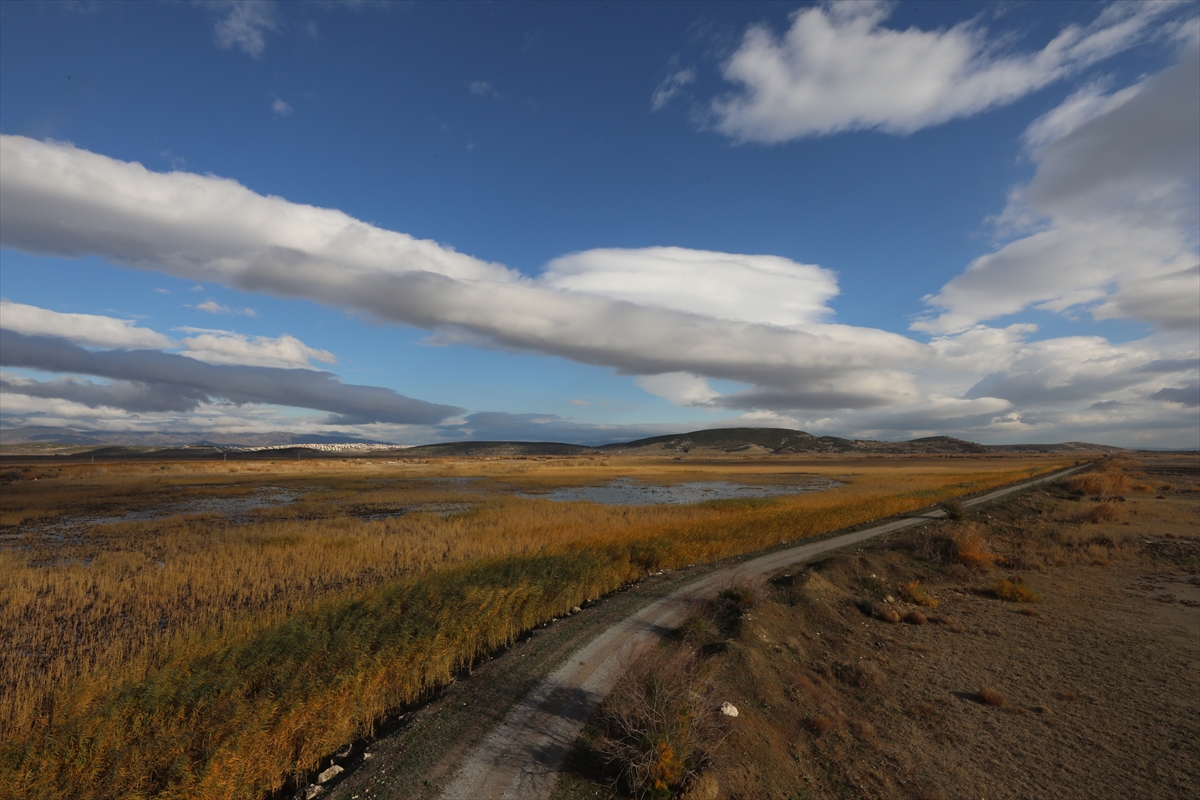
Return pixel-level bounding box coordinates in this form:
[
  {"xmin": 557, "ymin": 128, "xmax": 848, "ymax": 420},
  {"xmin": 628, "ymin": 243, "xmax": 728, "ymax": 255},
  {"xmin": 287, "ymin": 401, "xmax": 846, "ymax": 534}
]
[
  {"xmin": 903, "ymin": 610, "xmax": 927, "ymax": 625},
  {"xmin": 855, "ymin": 598, "xmax": 875, "ymax": 617},
  {"xmin": 898, "ymin": 580, "xmax": 938, "ymax": 608},
  {"xmin": 593, "ymin": 647, "xmax": 725, "ymax": 798},
  {"xmin": 1078, "ymin": 503, "xmax": 1121, "ymax": 524},
  {"xmin": 875, "ymin": 607, "xmax": 901, "ymax": 624},
  {"xmin": 713, "ymin": 585, "xmax": 757, "ymax": 635},
  {"xmin": 976, "ymin": 688, "xmax": 1005, "ymax": 706},
  {"xmin": 1067, "ymin": 471, "xmax": 1130, "ymax": 497},
  {"xmin": 956, "ymin": 541, "xmax": 999, "ymax": 570},
  {"xmin": 677, "ymin": 615, "xmax": 713, "ymax": 644},
  {"xmin": 994, "ymin": 577, "xmax": 1041, "ymax": 603},
  {"xmin": 949, "ymin": 523, "xmax": 1000, "ymax": 570},
  {"xmin": 941, "ymin": 498, "xmax": 966, "ymax": 521}
]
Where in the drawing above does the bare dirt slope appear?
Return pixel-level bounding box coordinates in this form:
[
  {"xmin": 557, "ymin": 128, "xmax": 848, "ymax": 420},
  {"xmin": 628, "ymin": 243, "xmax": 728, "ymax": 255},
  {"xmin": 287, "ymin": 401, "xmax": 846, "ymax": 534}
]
[{"xmin": 557, "ymin": 453, "xmax": 1199, "ymax": 800}]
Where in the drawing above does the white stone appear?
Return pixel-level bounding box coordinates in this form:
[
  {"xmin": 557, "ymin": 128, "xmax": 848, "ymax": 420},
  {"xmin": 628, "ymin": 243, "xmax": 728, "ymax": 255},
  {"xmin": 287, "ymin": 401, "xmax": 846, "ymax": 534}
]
[
  {"xmin": 317, "ymin": 764, "xmax": 344, "ymax": 784},
  {"xmin": 294, "ymin": 786, "xmax": 324, "ymax": 800},
  {"xmin": 720, "ymin": 702, "xmax": 739, "ymax": 717}
]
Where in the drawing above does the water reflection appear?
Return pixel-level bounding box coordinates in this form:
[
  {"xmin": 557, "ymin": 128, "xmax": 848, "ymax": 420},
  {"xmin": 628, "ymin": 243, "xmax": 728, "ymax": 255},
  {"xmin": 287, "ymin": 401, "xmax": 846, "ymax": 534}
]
[{"xmin": 517, "ymin": 477, "xmax": 838, "ymax": 506}]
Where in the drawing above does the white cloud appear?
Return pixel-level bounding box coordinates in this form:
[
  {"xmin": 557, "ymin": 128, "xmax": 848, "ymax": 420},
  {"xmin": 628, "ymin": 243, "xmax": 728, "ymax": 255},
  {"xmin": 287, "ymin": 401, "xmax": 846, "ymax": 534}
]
[
  {"xmin": 468, "ymin": 81, "xmax": 501, "ymax": 99},
  {"xmin": 0, "ymin": 134, "xmax": 923, "ymax": 408},
  {"xmin": 635, "ymin": 372, "xmax": 720, "ymax": 407},
  {"xmin": 927, "ymin": 323, "xmax": 1039, "ymax": 375},
  {"xmin": 541, "ymin": 246, "xmax": 838, "ymax": 327},
  {"xmin": 651, "ymin": 67, "xmax": 695, "ymax": 111},
  {"xmin": 3, "ymin": 124, "xmax": 1194, "ymax": 445},
  {"xmin": 179, "ymin": 329, "xmax": 337, "ymax": 369},
  {"xmin": 915, "ymin": 46, "xmax": 1200, "ymax": 334},
  {"xmin": 194, "ymin": 300, "xmax": 257, "ymax": 316},
  {"xmin": 271, "ymin": 97, "xmax": 293, "ymax": 117},
  {"xmin": 211, "ymin": 0, "xmax": 278, "ymax": 59},
  {"xmin": 0, "ymin": 328, "xmax": 460, "ymax": 424},
  {"xmin": 1021, "ymin": 79, "xmax": 1141, "ymax": 149},
  {"xmin": 0, "ymin": 299, "xmax": 172, "ymax": 349},
  {"xmin": 963, "ymin": 333, "xmax": 1197, "ymax": 406},
  {"xmin": 711, "ymin": 1, "xmax": 1178, "ymax": 142}
]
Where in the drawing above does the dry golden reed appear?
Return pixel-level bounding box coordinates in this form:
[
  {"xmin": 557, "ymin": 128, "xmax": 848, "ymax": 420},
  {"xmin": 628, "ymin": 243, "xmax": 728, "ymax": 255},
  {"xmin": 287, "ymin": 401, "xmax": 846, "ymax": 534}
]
[{"xmin": 0, "ymin": 455, "xmax": 1071, "ymax": 799}]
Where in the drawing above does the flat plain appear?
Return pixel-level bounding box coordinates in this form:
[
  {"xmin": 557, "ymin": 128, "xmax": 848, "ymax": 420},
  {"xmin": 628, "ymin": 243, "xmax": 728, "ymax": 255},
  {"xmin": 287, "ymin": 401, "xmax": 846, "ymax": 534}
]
[{"xmin": 1, "ymin": 452, "xmax": 1081, "ymax": 798}]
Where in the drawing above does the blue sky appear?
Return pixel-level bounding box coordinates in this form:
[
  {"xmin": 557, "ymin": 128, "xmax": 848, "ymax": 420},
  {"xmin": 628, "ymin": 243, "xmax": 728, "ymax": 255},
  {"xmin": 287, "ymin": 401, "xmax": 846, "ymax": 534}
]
[{"xmin": 1, "ymin": 1, "xmax": 1197, "ymax": 447}]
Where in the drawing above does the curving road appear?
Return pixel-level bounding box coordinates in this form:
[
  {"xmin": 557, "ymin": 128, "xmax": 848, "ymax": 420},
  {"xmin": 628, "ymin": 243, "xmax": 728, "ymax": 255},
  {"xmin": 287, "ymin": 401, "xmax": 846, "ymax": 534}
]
[{"xmin": 439, "ymin": 464, "xmax": 1088, "ymax": 800}]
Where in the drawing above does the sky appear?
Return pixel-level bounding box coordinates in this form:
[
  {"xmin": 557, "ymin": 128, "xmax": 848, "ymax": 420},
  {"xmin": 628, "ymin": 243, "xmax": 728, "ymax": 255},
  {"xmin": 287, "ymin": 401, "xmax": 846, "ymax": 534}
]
[{"xmin": 0, "ymin": 0, "xmax": 1197, "ymax": 448}]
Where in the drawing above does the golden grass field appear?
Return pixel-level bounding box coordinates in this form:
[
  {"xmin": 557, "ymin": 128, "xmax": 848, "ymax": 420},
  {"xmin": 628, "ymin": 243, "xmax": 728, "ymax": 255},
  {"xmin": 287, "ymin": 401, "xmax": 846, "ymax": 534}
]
[{"xmin": 0, "ymin": 453, "xmax": 1077, "ymax": 799}]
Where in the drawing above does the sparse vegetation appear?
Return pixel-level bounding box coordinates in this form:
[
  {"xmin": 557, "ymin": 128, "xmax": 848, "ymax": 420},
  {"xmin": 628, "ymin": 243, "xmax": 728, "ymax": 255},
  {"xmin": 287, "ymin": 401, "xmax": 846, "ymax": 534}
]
[
  {"xmin": 952, "ymin": 523, "xmax": 1001, "ymax": 569},
  {"xmin": 994, "ymin": 576, "xmax": 1042, "ymax": 603},
  {"xmin": 898, "ymin": 579, "xmax": 938, "ymax": 607},
  {"xmin": 560, "ymin": 454, "xmax": 1199, "ymax": 800},
  {"xmin": 941, "ymin": 497, "xmax": 965, "ymax": 520},
  {"xmin": 591, "ymin": 645, "xmax": 726, "ymax": 798},
  {"xmin": 0, "ymin": 455, "xmax": 1071, "ymax": 797}
]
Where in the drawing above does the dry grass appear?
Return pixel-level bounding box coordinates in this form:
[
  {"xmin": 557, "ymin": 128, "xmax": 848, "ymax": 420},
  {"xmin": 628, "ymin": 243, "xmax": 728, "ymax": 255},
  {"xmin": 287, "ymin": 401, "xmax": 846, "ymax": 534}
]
[
  {"xmin": 1078, "ymin": 502, "xmax": 1122, "ymax": 524},
  {"xmin": 952, "ymin": 523, "xmax": 1001, "ymax": 570},
  {"xmin": 0, "ymin": 455, "xmax": 1071, "ymax": 798},
  {"xmin": 994, "ymin": 577, "xmax": 1043, "ymax": 603},
  {"xmin": 898, "ymin": 580, "xmax": 938, "ymax": 608},
  {"xmin": 975, "ymin": 688, "xmax": 1006, "ymax": 707},
  {"xmin": 876, "ymin": 607, "xmax": 902, "ymax": 624},
  {"xmin": 591, "ymin": 642, "xmax": 725, "ymax": 798}
]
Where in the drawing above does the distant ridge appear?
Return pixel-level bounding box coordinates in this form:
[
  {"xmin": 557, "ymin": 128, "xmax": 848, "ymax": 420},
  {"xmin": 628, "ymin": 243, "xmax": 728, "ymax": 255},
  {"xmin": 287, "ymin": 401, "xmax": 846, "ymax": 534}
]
[
  {"xmin": 0, "ymin": 425, "xmax": 1126, "ymax": 461},
  {"xmin": 0, "ymin": 427, "xmax": 389, "ymax": 448}
]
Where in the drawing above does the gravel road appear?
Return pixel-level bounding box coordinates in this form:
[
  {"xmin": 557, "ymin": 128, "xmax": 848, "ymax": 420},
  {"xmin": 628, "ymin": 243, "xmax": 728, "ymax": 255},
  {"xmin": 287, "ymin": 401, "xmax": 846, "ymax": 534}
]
[{"xmin": 439, "ymin": 464, "xmax": 1088, "ymax": 800}]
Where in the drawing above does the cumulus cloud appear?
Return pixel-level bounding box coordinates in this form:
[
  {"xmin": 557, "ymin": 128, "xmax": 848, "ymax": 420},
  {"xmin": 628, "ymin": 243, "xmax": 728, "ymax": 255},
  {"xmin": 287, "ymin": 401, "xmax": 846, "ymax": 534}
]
[
  {"xmin": 178, "ymin": 329, "xmax": 336, "ymax": 369},
  {"xmin": 651, "ymin": 67, "xmax": 695, "ymax": 111},
  {"xmin": 711, "ymin": 1, "xmax": 1178, "ymax": 142},
  {"xmin": 0, "ymin": 134, "xmax": 924, "ymax": 407},
  {"xmin": 964, "ymin": 335, "xmax": 1196, "ymax": 406},
  {"xmin": 271, "ymin": 97, "xmax": 293, "ymax": 117},
  {"xmin": 634, "ymin": 372, "xmax": 720, "ymax": 407},
  {"xmin": 0, "ymin": 299, "xmax": 172, "ymax": 349},
  {"xmin": 0, "ymin": 329, "xmax": 461, "ymax": 425},
  {"xmin": 927, "ymin": 324, "xmax": 1039, "ymax": 375},
  {"xmin": 915, "ymin": 46, "xmax": 1200, "ymax": 333},
  {"xmin": 195, "ymin": 300, "xmax": 256, "ymax": 316},
  {"xmin": 542, "ymin": 246, "xmax": 838, "ymax": 327},
  {"xmin": 210, "ymin": 0, "xmax": 278, "ymax": 58}
]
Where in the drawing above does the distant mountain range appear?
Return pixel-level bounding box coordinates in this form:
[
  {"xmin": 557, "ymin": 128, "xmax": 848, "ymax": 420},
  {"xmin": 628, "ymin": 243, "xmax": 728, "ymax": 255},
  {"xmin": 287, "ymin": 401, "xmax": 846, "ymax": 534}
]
[
  {"xmin": 0, "ymin": 426, "xmax": 389, "ymax": 448},
  {"xmin": 0, "ymin": 424, "xmax": 1126, "ymax": 459},
  {"xmin": 404, "ymin": 427, "xmax": 1123, "ymax": 457}
]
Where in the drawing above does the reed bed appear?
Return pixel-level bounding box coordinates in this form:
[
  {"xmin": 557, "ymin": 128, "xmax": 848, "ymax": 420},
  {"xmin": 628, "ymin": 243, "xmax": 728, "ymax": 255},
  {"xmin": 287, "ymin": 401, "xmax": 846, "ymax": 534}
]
[{"xmin": 0, "ymin": 455, "xmax": 1071, "ymax": 798}]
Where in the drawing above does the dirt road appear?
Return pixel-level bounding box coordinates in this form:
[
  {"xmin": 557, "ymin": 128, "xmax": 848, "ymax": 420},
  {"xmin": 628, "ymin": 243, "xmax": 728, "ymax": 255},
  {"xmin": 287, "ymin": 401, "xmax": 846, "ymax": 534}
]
[{"xmin": 438, "ymin": 465, "xmax": 1088, "ymax": 800}]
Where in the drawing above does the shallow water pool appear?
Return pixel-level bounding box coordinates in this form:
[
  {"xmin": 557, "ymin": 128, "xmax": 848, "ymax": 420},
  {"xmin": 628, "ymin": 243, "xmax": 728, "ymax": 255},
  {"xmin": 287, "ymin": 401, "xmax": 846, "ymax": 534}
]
[{"xmin": 516, "ymin": 476, "xmax": 838, "ymax": 506}]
